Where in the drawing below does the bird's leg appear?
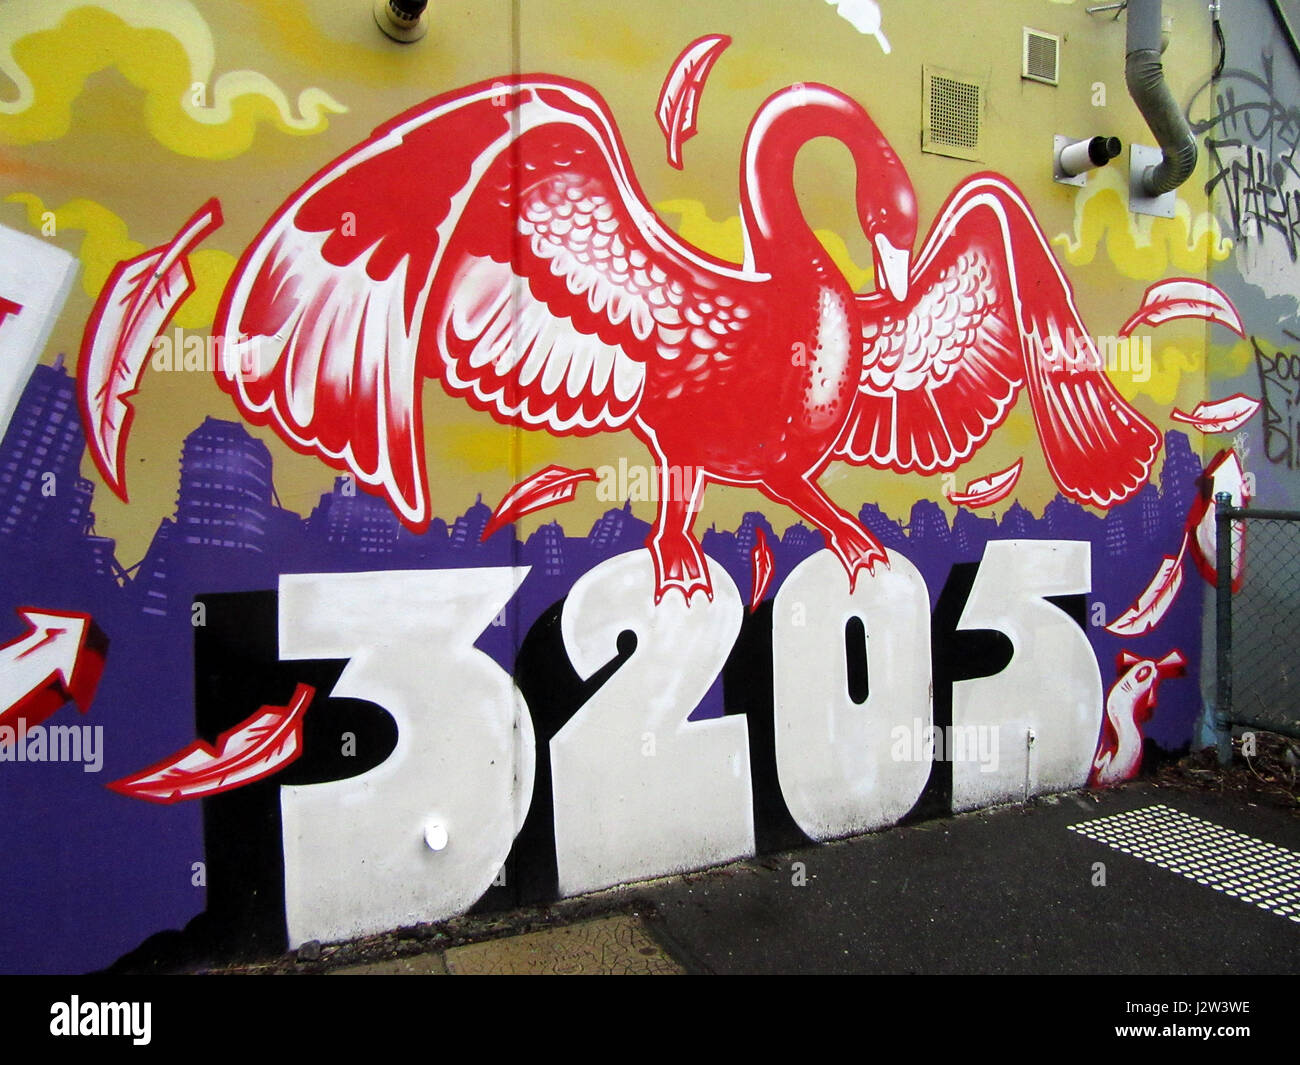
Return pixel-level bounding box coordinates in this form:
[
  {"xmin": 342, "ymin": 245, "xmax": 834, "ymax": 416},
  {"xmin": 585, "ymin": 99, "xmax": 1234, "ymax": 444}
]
[
  {"xmin": 764, "ymin": 474, "xmax": 889, "ymax": 591},
  {"xmin": 645, "ymin": 461, "xmax": 712, "ymax": 604}
]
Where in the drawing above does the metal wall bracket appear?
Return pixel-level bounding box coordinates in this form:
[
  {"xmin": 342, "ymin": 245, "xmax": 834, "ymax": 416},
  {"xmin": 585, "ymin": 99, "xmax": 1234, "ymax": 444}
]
[
  {"xmin": 1053, "ymin": 135, "xmax": 1087, "ymax": 186},
  {"xmin": 1130, "ymin": 143, "xmax": 1177, "ymax": 217}
]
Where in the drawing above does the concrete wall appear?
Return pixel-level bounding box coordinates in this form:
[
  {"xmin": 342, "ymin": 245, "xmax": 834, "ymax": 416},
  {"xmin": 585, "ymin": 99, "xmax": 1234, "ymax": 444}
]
[{"xmin": 0, "ymin": 0, "xmax": 1281, "ymax": 972}]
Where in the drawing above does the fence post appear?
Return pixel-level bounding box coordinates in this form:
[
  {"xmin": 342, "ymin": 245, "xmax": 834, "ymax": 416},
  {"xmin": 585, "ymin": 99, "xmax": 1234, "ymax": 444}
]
[{"xmin": 1215, "ymin": 491, "xmax": 1234, "ymax": 765}]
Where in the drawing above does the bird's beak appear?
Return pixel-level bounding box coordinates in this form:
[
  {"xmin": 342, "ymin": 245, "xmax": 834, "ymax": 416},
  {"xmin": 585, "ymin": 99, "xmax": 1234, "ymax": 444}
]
[{"xmin": 873, "ymin": 234, "xmax": 910, "ymax": 302}]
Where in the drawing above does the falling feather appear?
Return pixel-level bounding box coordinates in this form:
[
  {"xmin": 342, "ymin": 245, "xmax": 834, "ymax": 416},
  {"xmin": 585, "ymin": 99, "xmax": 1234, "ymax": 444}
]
[
  {"xmin": 1170, "ymin": 394, "xmax": 1261, "ymax": 435},
  {"xmin": 1118, "ymin": 278, "xmax": 1245, "ymax": 338},
  {"xmin": 946, "ymin": 459, "xmax": 1022, "ymax": 508},
  {"xmin": 655, "ymin": 35, "xmax": 731, "ymax": 169},
  {"xmin": 1105, "ymin": 533, "xmax": 1187, "ymax": 637},
  {"xmin": 482, "ymin": 465, "xmax": 599, "ymax": 541},
  {"xmin": 107, "ymin": 684, "xmax": 314, "ymax": 804},
  {"xmin": 78, "ymin": 200, "xmax": 223, "ymax": 501},
  {"xmin": 749, "ymin": 527, "xmax": 774, "ymax": 612}
]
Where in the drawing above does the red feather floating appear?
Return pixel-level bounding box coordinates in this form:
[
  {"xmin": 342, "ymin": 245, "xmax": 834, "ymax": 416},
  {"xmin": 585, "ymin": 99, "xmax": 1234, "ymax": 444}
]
[
  {"xmin": 78, "ymin": 199, "xmax": 223, "ymax": 501},
  {"xmin": 655, "ymin": 34, "xmax": 731, "ymax": 169},
  {"xmin": 107, "ymin": 684, "xmax": 314, "ymax": 804},
  {"xmin": 1118, "ymin": 278, "xmax": 1244, "ymax": 338},
  {"xmin": 482, "ymin": 465, "xmax": 598, "ymax": 541},
  {"xmin": 749, "ymin": 527, "xmax": 774, "ymax": 613},
  {"xmin": 1104, "ymin": 533, "xmax": 1187, "ymax": 637},
  {"xmin": 1170, "ymin": 393, "xmax": 1261, "ymax": 434},
  {"xmin": 946, "ymin": 459, "xmax": 1022, "ymax": 508}
]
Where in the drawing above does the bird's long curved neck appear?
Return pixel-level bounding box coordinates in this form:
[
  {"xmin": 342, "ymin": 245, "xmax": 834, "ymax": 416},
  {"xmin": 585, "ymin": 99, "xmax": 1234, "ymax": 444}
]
[{"xmin": 740, "ymin": 87, "xmax": 889, "ymax": 274}]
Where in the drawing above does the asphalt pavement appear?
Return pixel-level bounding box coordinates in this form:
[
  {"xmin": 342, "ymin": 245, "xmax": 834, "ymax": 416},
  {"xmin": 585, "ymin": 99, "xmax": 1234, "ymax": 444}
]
[
  {"xmin": 18, "ymin": 778, "xmax": 1296, "ymax": 1054},
  {"xmin": 264, "ymin": 780, "xmax": 1300, "ymax": 978}
]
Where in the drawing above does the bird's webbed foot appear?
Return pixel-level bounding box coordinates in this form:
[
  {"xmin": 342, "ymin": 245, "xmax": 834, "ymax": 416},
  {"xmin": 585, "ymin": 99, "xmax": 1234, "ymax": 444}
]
[
  {"xmin": 763, "ymin": 475, "xmax": 890, "ymax": 592},
  {"xmin": 647, "ymin": 528, "xmax": 713, "ymax": 605},
  {"xmin": 825, "ymin": 523, "xmax": 890, "ymax": 592}
]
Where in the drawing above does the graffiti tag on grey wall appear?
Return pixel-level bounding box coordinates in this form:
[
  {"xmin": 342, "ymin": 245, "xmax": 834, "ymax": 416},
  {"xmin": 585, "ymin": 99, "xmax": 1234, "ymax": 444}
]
[{"xmin": 1189, "ymin": 54, "xmax": 1300, "ymax": 260}]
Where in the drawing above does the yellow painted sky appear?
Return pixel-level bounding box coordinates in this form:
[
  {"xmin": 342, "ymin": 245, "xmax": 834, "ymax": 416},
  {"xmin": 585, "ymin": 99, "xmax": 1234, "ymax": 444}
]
[{"xmin": 0, "ymin": 0, "xmax": 1238, "ymax": 564}]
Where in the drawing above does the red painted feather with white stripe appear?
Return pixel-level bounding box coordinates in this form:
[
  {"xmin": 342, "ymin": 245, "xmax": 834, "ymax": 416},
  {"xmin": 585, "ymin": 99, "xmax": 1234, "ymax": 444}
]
[
  {"xmin": 656, "ymin": 35, "xmax": 731, "ymax": 169},
  {"xmin": 749, "ymin": 526, "xmax": 774, "ymax": 612},
  {"xmin": 108, "ymin": 684, "xmax": 314, "ymax": 803},
  {"xmin": 1170, "ymin": 393, "xmax": 1260, "ymax": 434},
  {"xmin": 78, "ymin": 200, "xmax": 222, "ymax": 500},
  {"xmin": 1105, "ymin": 533, "xmax": 1188, "ymax": 637},
  {"xmin": 946, "ymin": 459, "xmax": 1022, "ymax": 508},
  {"xmin": 482, "ymin": 465, "xmax": 598, "ymax": 540},
  {"xmin": 1118, "ymin": 278, "xmax": 1244, "ymax": 338}
]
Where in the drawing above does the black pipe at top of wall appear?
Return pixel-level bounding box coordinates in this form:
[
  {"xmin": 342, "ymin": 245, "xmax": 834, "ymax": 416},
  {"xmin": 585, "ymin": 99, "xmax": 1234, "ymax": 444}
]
[{"xmin": 1125, "ymin": 0, "xmax": 1199, "ymax": 196}]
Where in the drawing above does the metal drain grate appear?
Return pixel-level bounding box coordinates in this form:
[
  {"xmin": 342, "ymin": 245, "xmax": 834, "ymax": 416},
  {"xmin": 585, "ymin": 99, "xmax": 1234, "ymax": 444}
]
[{"xmin": 1068, "ymin": 804, "xmax": 1300, "ymax": 923}]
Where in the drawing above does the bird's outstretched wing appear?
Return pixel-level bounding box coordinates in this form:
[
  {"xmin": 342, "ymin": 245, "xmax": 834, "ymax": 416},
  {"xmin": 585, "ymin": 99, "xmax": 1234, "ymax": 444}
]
[
  {"xmin": 834, "ymin": 174, "xmax": 1160, "ymax": 508},
  {"xmin": 213, "ymin": 77, "xmax": 750, "ymax": 528}
]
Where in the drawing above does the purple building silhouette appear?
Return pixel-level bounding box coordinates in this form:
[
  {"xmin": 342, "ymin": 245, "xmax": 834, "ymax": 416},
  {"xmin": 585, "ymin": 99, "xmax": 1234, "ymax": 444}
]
[
  {"xmin": 587, "ymin": 500, "xmax": 650, "ymax": 554},
  {"xmin": 858, "ymin": 501, "xmax": 909, "ymax": 552},
  {"xmin": 175, "ymin": 417, "xmax": 274, "ymax": 551},
  {"xmin": 523, "ymin": 521, "xmax": 566, "ymax": 577},
  {"xmin": 451, "ymin": 494, "xmax": 491, "ymax": 548},
  {"xmin": 952, "ymin": 507, "xmax": 998, "ymax": 557},
  {"xmin": 0, "ymin": 356, "xmax": 120, "ymax": 587},
  {"xmin": 131, "ymin": 418, "xmax": 301, "ymax": 616},
  {"xmin": 1158, "ymin": 431, "xmax": 1201, "ymax": 534},
  {"xmin": 999, "ymin": 500, "xmax": 1037, "ymax": 538},
  {"xmin": 781, "ymin": 522, "xmax": 821, "ymax": 552},
  {"xmin": 908, "ymin": 499, "xmax": 954, "ymax": 546},
  {"xmin": 307, "ymin": 475, "xmax": 401, "ymax": 556},
  {"xmin": 0, "ymin": 356, "xmax": 92, "ymax": 542}
]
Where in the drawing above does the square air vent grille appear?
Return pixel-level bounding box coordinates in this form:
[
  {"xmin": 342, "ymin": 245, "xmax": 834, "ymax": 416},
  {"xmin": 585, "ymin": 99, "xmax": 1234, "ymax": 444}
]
[
  {"xmin": 1023, "ymin": 28, "xmax": 1060, "ymax": 85},
  {"xmin": 922, "ymin": 67, "xmax": 983, "ymax": 161}
]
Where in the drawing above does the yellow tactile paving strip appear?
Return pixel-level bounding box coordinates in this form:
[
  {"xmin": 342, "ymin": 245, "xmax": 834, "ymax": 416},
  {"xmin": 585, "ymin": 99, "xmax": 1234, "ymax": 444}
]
[{"xmin": 442, "ymin": 915, "xmax": 684, "ymax": 975}]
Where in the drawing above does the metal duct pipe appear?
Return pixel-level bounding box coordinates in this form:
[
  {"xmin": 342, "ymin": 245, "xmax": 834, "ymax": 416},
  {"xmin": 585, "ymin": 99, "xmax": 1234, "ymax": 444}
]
[{"xmin": 1125, "ymin": 0, "xmax": 1198, "ymax": 195}]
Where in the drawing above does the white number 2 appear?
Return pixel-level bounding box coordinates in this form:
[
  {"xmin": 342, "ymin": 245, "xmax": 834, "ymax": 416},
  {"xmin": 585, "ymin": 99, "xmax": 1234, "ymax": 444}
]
[{"xmin": 551, "ymin": 551, "xmax": 753, "ymax": 896}]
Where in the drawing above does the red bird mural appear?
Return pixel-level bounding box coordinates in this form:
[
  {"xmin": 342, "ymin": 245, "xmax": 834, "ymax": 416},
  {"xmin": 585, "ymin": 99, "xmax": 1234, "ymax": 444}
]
[{"xmin": 213, "ymin": 74, "xmax": 1160, "ymax": 601}]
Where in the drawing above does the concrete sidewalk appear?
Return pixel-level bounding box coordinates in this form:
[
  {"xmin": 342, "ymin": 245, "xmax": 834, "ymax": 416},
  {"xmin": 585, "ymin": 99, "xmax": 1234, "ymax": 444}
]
[{"xmin": 270, "ymin": 780, "xmax": 1300, "ymax": 976}]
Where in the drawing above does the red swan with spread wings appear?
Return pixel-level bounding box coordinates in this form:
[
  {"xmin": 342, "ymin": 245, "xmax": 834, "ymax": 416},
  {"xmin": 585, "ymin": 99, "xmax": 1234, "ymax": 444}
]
[{"xmin": 213, "ymin": 75, "xmax": 1160, "ymax": 601}]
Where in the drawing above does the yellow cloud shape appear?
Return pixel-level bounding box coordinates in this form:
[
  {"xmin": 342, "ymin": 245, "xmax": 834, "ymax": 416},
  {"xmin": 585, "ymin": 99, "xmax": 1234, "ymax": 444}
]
[
  {"xmin": 1212, "ymin": 338, "xmax": 1257, "ymax": 380},
  {"xmin": 5, "ymin": 191, "xmax": 234, "ymax": 328},
  {"xmin": 1107, "ymin": 334, "xmax": 1255, "ymax": 408},
  {"xmin": 0, "ymin": 0, "xmax": 346, "ymax": 159},
  {"xmin": 656, "ymin": 198, "xmax": 875, "ymax": 290},
  {"xmin": 655, "ymin": 199, "xmax": 747, "ymax": 262},
  {"xmin": 1052, "ymin": 168, "xmax": 1231, "ymax": 279},
  {"xmin": 1112, "ymin": 341, "xmax": 1200, "ymax": 407}
]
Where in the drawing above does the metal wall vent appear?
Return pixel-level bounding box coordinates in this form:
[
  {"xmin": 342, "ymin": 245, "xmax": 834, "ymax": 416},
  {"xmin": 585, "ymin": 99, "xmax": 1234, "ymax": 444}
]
[
  {"xmin": 1023, "ymin": 28, "xmax": 1060, "ymax": 85},
  {"xmin": 922, "ymin": 67, "xmax": 983, "ymax": 161}
]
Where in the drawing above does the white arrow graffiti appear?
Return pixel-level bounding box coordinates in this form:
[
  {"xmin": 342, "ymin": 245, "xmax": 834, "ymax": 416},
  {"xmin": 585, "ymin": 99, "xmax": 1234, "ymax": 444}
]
[{"xmin": 0, "ymin": 609, "xmax": 106, "ymax": 740}]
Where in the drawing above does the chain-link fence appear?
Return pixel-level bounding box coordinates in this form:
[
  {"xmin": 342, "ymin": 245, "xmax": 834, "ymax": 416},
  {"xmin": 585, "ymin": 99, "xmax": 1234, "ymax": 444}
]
[{"xmin": 1215, "ymin": 495, "xmax": 1300, "ymax": 762}]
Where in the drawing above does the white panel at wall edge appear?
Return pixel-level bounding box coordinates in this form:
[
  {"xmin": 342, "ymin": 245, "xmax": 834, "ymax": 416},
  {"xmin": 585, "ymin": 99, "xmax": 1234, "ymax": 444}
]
[{"xmin": 0, "ymin": 225, "xmax": 79, "ymax": 440}]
